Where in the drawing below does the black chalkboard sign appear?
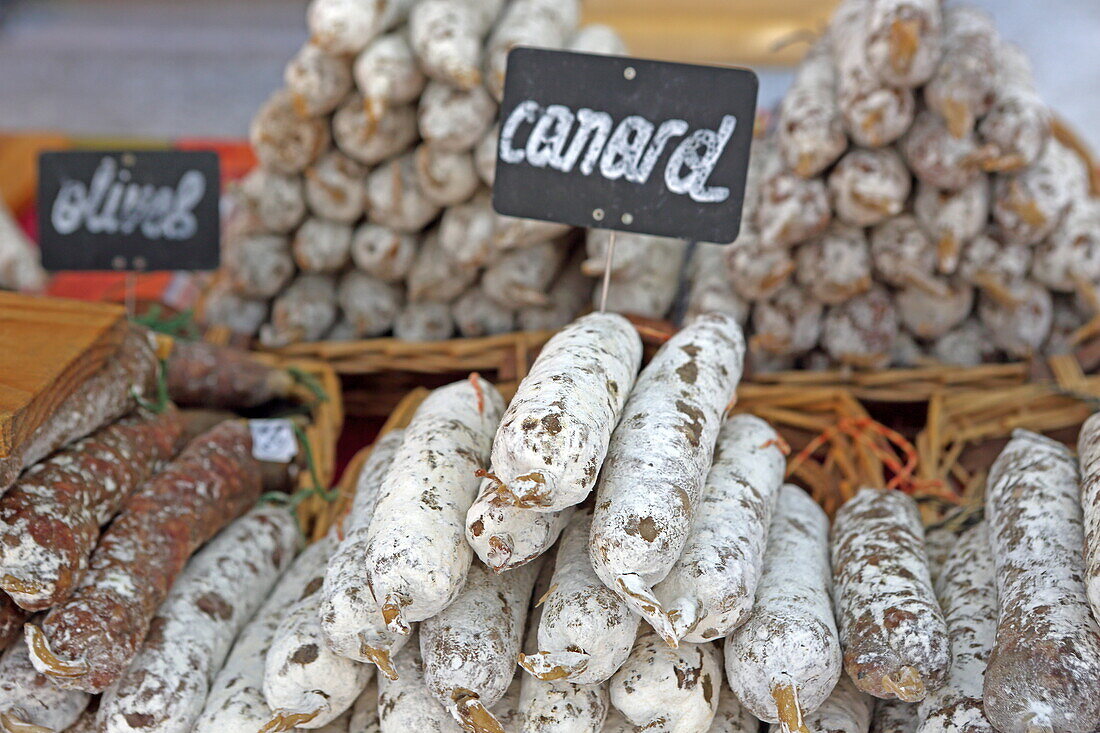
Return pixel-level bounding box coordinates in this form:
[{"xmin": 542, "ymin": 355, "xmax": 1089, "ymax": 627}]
[
  {"xmin": 492, "ymin": 48, "xmax": 758, "ymax": 244},
  {"xmin": 38, "ymin": 150, "xmax": 221, "ymax": 271}
]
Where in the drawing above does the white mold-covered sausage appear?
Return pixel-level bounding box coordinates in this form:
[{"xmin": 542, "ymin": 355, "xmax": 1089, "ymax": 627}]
[
  {"xmin": 482, "ymin": 240, "xmax": 568, "ymax": 310},
  {"xmin": 294, "ymin": 217, "xmax": 354, "ymax": 273},
  {"xmin": 321, "ymin": 430, "xmax": 411, "ymax": 677},
  {"xmin": 518, "ymin": 561, "xmax": 610, "ymax": 733},
  {"xmin": 348, "ymin": 679, "xmax": 380, "ymax": 733},
  {"xmin": 832, "ymin": 0, "xmax": 916, "ymax": 148},
  {"xmin": 201, "ymin": 278, "xmax": 269, "ymax": 337},
  {"xmin": 366, "ymin": 154, "xmax": 443, "ymax": 234},
  {"xmin": 353, "ymin": 32, "xmax": 426, "ymax": 118},
  {"xmin": 755, "ymin": 146, "xmax": 831, "ymax": 248},
  {"xmin": 870, "ymin": 215, "xmax": 938, "ymax": 293},
  {"xmin": 0, "ymin": 637, "xmax": 90, "ymax": 732},
  {"xmin": 493, "ymin": 215, "xmax": 573, "ymax": 253},
  {"xmin": 419, "ymin": 81, "xmax": 497, "ymax": 153},
  {"xmin": 872, "ymin": 700, "xmax": 918, "ymax": 733},
  {"xmin": 685, "ymin": 243, "xmax": 751, "ymax": 328},
  {"xmin": 421, "ymin": 559, "xmax": 541, "ymax": 733},
  {"xmin": 1080, "ymin": 411, "xmax": 1100, "ymax": 622},
  {"xmin": 726, "ymin": 237, "xmax": 794, "ymax": 303},
  {"xmin": 415, "ymin": 144, "xmax": 480, "ymax": 208},
  {"xmin": 977, "ymin": 280, "xmax": 1052, "ymax": 359},
  {"xmin": 583, "ymin": 231, "xmax": 682, "ymax": 282},
  {"xmin": 475, "ymin": 125, "xmax": 499, "ymax": 187},
  {"xmin": 863, "ymin": 0, "xmax": 942, "ymax": 88},
  {"xmin": 957, "ymin": 234, "xmax": 1031, "ymax": 304},
  {"xmin": 484, "ymin": 0, "xmax": 580, "ymax": 101},
  {"xmin": 597, "ymin": 244, "xmax": 685, "ymax": 320},
  {"xmin": 646, "ymin": 415, "xmax": 787, "ymax": 645},
  {"xmin": 568, "ymin": 24, "xmax": 627, "ymax": 55},
  {"xmin": 901, "ymin": 111, "xmax": 993, "ymax": 192},
  {"xmin": 337, "ymin": 270, "xmax": 403, "ymax": 338},
  {"xmin": 305, "ymin": 151, "xmax": 368, "ymax": 224},
  {"xmin": 750, "ymin": 285, "xmax": 822, "ymax": 358},
  {"xmin": 519, "ymin": 509, "xmax": 639, "ymax": 685},
  {"xmin": 832, "ymin": 488, "xmax": 950, "ymax": 702},
  {"xmin": 768, "ymin": 674, "xmax": 873, "ymax": 733},
  {"xmin": 609, "ymin": 631, "xmax": 721, "ymax": 733},
  {"xmin": 913, "ymin": 177, "xmax": 990, "ymax": 275},
  {"xmin": 518, "ymin": 249, "xmax": 593, "ymax": 332},
  {"xmin": 590, "ymin": 313, "xmax": 746, "ymax": 628},
  {"xmin": 983, "ymin": 430, "xmax": 1100, "ymax": 732},
  {"xmin": 307, "ymin": 0, "xmax": 412, "ymax": 55},
  {"xmin": 928, "ymin": 319, "xmax": 998, "ymax": 367},
  {"xmin": 725, "ymin": 485, "xmax": 841, "ymax": 731},
  {"xmin": 285, "ymin": 43, "xmax": 353, "ymax": 117},
  {"xmin": 263, "ymin": 541, "xmax": 373, "ymax": 730},
  {"xmin": 394, "ymin": 301, "xmax": 455, "ymax": 341},
  {"xmin": 453, "ymin": 286, "xmax": 516, "ymax": 338},
  {"xmin": 194, "ymin": 537, "xmax": 332, "ymax": 733},
  {"xmin": 440, "ymin": 192, "xmax": 495, "ymax": 268},
  {"xmin": 260, "ymin": 273, "xmax": 338, "ymax": 348},
  {"xmin": 895, "ymin": 280, "xmax": 973, "ymax": 340},
  {"xmin": 1031, "ymin": 197, "xmax": 1100, "ymax": 293},
  {"xmin": 466, "ymin": 478, "xmax": 573, "ymax": 572},
  {"xmin": 915, "ymin": 523, "xmax": 996, "ymax": 733},
  {"xmin": 992, "ymin": 140, "xmax": 1087, "ymax": 248},
  {"xmin": 409, "ymin": 0, "xmax": 502, "ymax": 90},
  {"xmin": 487, "ymin": 312, "xmax": 641, "ymax": 511},
  {"xmin": 377, "ymin": 635, "xmax": 462, "ymax": 733},
  {"xmin": 924, "ymin": 6, "xmax": 998, "ymax": 139},
  {"xmin": 238, "ymin": 168, "xmax": 307, "ymax": 234},
  {"xmin": 777, "ymin": 38, "xmax": 847, "ymax": 178},
  {"xmin": 979, "ymin": 41, "xmax": 1053, "ymax": 173},
  {"xmin": 821, "ymin": 285, "xmax": 899, "ymax": 369},
  {"xmin": 828, "ymin": 147, "xmax": 911, "ymax": 228},
  {"xmin": 333, "ymin": 96, "xmax": 419, "ymax": 167},
  {"xmin": 365, "ymin": 377, "xmax": 505, "ymax": 632},
  {"xmin": 225, "ymin": 231, "xmax": 294, "ymax": 299},
  {"xmin": 795, "ymin": 223, "xmax": 872, "ymax": 305},
  {"xmin": 407, "ymin": 229, "xmax": 479, "ymax": 302},
  {"xmin": 99, "ymin": 507, "xmax": 300, "ymax": 733},
  {"xmin": 350, "ymin": 223, "xmax": 418, "ymax": 283},
  {"xmin": 251, "ymin": 90, "xmax": 331, "ymax": 175},
  {"xmin": 709, "ymin": 688, "xmax": 760, "ymax": 733}
]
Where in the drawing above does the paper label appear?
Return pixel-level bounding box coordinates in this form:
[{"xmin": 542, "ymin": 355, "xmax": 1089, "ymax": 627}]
[{"xmin": 250, "ymin": 419, "xmax": 299, "ymax": 463}]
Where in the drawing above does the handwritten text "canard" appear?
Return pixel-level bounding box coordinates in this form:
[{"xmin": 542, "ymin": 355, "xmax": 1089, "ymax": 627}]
[
  {"xmin": 51, "ymin": 157, "xmax": 206, "ymax": 240},
  {"xmin": 499, "ymin": 101, "xmax": 738, "ymax": 203}
]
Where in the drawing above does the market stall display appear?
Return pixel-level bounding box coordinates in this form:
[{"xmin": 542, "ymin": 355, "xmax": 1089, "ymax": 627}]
[{"xmin": 207, "ymin": 0, "xmax": 644, "ymax": 348}]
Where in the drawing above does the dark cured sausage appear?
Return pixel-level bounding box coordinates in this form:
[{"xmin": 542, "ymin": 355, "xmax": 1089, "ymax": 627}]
[{"xmin": 25, "ymin": 421, "xmax": 263, "ymax": 693}]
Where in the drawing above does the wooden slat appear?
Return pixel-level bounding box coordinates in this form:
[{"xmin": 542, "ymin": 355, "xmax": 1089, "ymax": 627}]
[{"xmin": 0, "ymin": 293, "xmax": 127, "ymax": 457}]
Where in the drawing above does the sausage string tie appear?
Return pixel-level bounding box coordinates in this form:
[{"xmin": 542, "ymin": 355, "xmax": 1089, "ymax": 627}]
[
  {"xmin": 23, "ymin": 624, "xmax": 88, "ymax": 679},
  {"xmin": 0, "ymin": 710, "xmax": 52, "ymax": 733}
]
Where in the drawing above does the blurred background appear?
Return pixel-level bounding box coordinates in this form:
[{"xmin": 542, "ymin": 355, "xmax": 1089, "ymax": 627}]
[{"xmin": 0, "ymin": 0, "xmax": 1097, "ymax": 149}]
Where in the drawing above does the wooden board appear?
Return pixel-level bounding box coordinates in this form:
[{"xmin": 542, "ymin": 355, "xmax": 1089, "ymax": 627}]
[
  {"xmin": 583, "ymin": 0, "xmax": 839, "ymax": 66},
  {"xmin": 0, "ymin": 292, "xmax": 128, "ymax": 457}
]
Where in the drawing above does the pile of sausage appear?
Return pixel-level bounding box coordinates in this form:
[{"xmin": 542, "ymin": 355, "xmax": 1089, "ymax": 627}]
[
  {"xmin": 686, "ymin": 0, "xmax": 1099, "ymax": 371},
  {"xmin": 0, "ymin": 197, "xmax": 46, "ymax": 293},
  {"xmin": 207, "ymin": 0, "xmax": 642, "ymax": 346}
]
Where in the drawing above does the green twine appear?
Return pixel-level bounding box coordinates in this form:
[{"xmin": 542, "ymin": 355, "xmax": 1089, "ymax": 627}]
[
  {"xmin": 131, "ymin": 307, "xmax": 200, "ymax": 341},
  {"xmin": 259, "ymin": 422, "xmax": 338, "ymax": 511},
  {"xmin": 132, "ymin": 358, "xmax": 171, "ymax": 414},
  {"xmin": 287, "ymin": 366, "xmax": 329, "ymax": 405}
]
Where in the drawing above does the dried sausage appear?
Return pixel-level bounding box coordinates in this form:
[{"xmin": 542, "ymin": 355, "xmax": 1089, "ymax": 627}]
[
  {"xmin": 284, "ymin": 43, "xmax": 352, "ymax": 117},
  {"xmin": 487, "ymin": 312, "xmax": 641, "ymax": 511},
  {"xmin": 828, "ymin": 148, "xmax": 910, "ymax": 228},
  {"xmin": 863, "ymin": 0, "xmax": 943, "ymax": 88},
  {"xmin": 0, "ymin": 407, "xmax": 182, "ymax": 610},
  {"xmin": 364, "ymin": 377, "xmax": 504, "ymax": 632},
  {"xmin": 590, "ymin": 313, "xmax": 745, "ymax": 631},
  {"xmin": 777, "ymin": 39, "xmax": 847, "ymax": 178},
  {"xmin": 166, "ymin": 340, "xmax": 293, "ymax": 410},
  {"xmin": 26, "ymin": 421, "xmax": 264, "ymax": 694},
  {"xmin": 0, "ymin": 637, "xmax": 90, "ymax": 732},
  {"xmin": 767, "ymin": 674, "xmax": 873, "ymax": 733},
  {"xmin": 831, "ymin": 488, "xmax": 950, "ymax": 702},
  {"xmin": 924, "ymin": 6, "xmax": 998, "ymax": 138},
  {"xmin": 376, "ymin": 635, "xmax": 462, "ymax": 733},
  {"xmin": 466, "ymin": 478, "xmax": 572, "ymax": 572},
  {"xmin": 983, "ymin": 429, "xmax": 1100, "ymax": 731}
]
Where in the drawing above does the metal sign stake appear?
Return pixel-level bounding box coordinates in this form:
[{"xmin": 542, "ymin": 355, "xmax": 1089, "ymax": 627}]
[{"xmin": 598, "ymin": 230, "xmax": 617, "ymax": 313}]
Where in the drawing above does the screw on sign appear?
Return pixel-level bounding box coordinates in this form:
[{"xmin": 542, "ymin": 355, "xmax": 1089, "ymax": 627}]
[{"xmin": 491, "ymin": 47, "xmax": 758, "ymax": 310}]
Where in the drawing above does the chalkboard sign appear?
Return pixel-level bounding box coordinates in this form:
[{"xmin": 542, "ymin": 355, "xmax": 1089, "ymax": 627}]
[
  {"xmin": 492, "ymin": 48, "xmax": 758, "ymax": 244},
  {"xmin": 38, "ymin": 150, "xmax": 221, "ymax": 271}
]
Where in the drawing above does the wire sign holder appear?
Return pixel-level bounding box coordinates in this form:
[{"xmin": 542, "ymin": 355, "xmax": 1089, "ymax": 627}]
[{"xmin": 491, "ymin": 47, "xmax": 759, "ymax": 311}]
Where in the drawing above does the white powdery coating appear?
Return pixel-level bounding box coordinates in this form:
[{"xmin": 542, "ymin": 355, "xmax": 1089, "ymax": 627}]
[
  {"xmin": 262, "ymin": 273, "xmax": 338, "ymax": 347},
  {"xmin": 492, "ymin": 312, "xmax": 642, "ymax": 512},
  {"xmin": 754, "ymin": 142, "xmax": 831, "ymax": 249},
  {"xmin": 916, "ymin": 523, "xmax": 996, "ymax": 733},
  {"xmin": 795, "ymin": 223, "xmax": 872, "ymax": 305},
  {"xmin": 984, "ymin": 429, "xmax": 1100, "ymax": 731},
  {"xmin": 409, "ymin": 0, "xmax": 501, "ymax": 90},
  {"xmin": 239, "ymin": 167, "xmax": 306, "ymax": 234},
  {"xmin": 1032, "ymin": 198, "xmax": 1100, "ymax": 293},
  {"xmin": 992, "ymin": 140, "xmax": 1086, "ymax": 247},
  {"xmin": 863, "ymin": 0, "xmax": 942, "ymax": 88},
  {"xmin": 466, "ymin": 478, "xmax": 572, "ymax": 572},
  {"xmin": 708, "ymin": 689, "xmax": 759, "ymax": 733},
  {"xmin": 420, "ymin": 559, "xmax": 541, "ymax": 724},
  {"xmin": 418, "ymin": 81, "xmax": 497, "ymax": 153},
  {"xmin": 265, "ymin": 539, "xmax": 374, "ymax": 729},
  {"xmin": 348, "ymin": 679, "xmax": 380, "ymax": 733},
  {"xmin": 414, "ymin": 145, "xmax": 480, "ymax": 208},
  {"xmin": 1081, "ymin": 412, "xmax": 1100, "ymax": 622},
  {"xmin": 685, "ymin": 244, "xmax": 751, "ymax": 329},
  {"xmin": 226, "ymin": 231, "xmax": 294, "ymax": 299},
  {"xmin": 530, "ymin": 509, "xmax": 638, "ymax": 685},
  {"xmin": 305, "ymin": 152, "xmax": 367, "ymax": 224},
  {"xmin": 567, "ymin": 24, "xmax": 627, "ymax": 55},
  {"xmin": 365, "ymin": 377, "xmax": 505, "ymax": 625},
  {"xmin": 453, "ymin": 287, "xmax": 516, "ymax": 339},
  {"xmin": 377, "ymin": 637, "xmax": 463, "ymax": 733},
  {"xmin": 440, "ymin": 192, "xmax": 495, "ymax": 268},
  {"xmin": 285, "ymin": 43, "xmax": 353, "ymax": 117},
  {"xmin": 482, "ymin": 240, "xmax": 568, "ymax": 310},
  {"xmin": 322, "ymin": 429, "xmax": 408, "ymax": 665},
  {"xmin": 831, "ymin": 488, "xmax": 950, "ymax": 700},
  {"xmin": 595, "ymin": 250, "xmax": 686, "ymax": 321},
  {"xmin": 821, "ymin": 285, "xmax": 899, "ymax": 370},
  {"xmin": 979, "ymin": 41, "xmax": 1052, "ymax": 172},
  {"xmin": 194, "ymin": 537, "xmax": 333, "ymax": 732},
  {"xmin": 0, "ymin": 637, "xmax": 90, "ymax": 730},
  {"xmin": 584, "ymin": 231, "xmax": 682, "ymax": 281},
  {"xmin": 338, "ymin": 271, "xmax": 403, "ymax": 338},
  {"xmin": 653, "ymin": 415, "xmax": 786, "ymax": 643},
  {"xmin": 294, "ymin": 218, "xmax": 353, "ymax": 273},
  {"xmin": 519, "ymin": 251, "xmax": 593, "ymax": 332},
  {"xmin": 99, "ymin": 506, "xmax": 300, "ymax": 733},
  {"xmin": 828, "ymin": 147, "xmax": 911, "ymax": 228},
  {"xmin": 591, "ymin": 313, "xmax": 745, "ymax": 597},
  {"xmin": 353, "ymin": 32, "xmax": 425, "ymax": 108},
  {"xmin": 957, "ymin": 234, "xmax": 1030, "ymax": 293},
  {"xmin": 924, "ymin": 6, "xmax": 997, "ymax": 138},
  {"xmin": 914, "ymin": 177, "xmax": 991, "ymax": 276},
  {"xmin": 250, "ymin": 90, "xmax": 330, "ymax": 175},
  {"xmin": 869, "ymin": 215, "xmax": 936, "ymax": 290},
  {"xmin": 896, "ymin": 280, "xmax": 973, "ymax": 340},
  {"xmin": 872, "ymin": 699, "xmax": 919, "ymax": 733},
  {"xmin": 308, "ymin": 708, "xmax": 354, "ymax": 732},
  {"xmin": 900, "ymin": 111, "xmax": 988, "ymax": 192},
  {"xmin": 484, "ymin": 0, "xmax": 580, "ymax": 100},
  {"xmin": 922, "ymin": 527, "xmax": 957, "ymax": 591},
  {"xmin": 474, "ymin": 126, "xmax": 499, "ymax": 187},
  {"xmin": 407, "ymin": 230, "xmax": 479, "ymax": 302},
  {"xmin": 350, "ymin": 224, "xmax": 418, "ymax": 283},
  {"xmin": 493, "ymin": 214, "xmax": 571, "ymax": 252},
  {"xmin": 777, "ymin": 38, "xmax": 847, "ymax": 178},
  {"xmin": 977, "ymin": 280, "xmax": 1052, "ymax": 359},
  {"xmin": 768, "ymin": 674, "xmax": 873, "ymax": 733},
  {"xmin": 307, "ymin": 0, "xmax": 412, "ymax": 54},
  {"xmin": 725, "ymin": 485, "xmax": 840, "ymax": 724},
  {"xmin": 609, "ymin": 633, "xmax": 721, "ymax": 733},
  {"xmin": 831, "ymin": 0, "xmax": 915, "ymax": 148},
  {"xmin": 333, "ymin": 97, "xmax": 419, "ymax": 167},
  {"xmin": 395, "ymin": 301, "xmax": 454, "ymax": 342},
  {"xmin": 0, "ymin": 199, "xmax": 45, "ymax": 292},
  {"xmin": 365, "ymin": 155, "xmax": 442, "ymax": 234}
]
